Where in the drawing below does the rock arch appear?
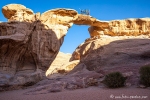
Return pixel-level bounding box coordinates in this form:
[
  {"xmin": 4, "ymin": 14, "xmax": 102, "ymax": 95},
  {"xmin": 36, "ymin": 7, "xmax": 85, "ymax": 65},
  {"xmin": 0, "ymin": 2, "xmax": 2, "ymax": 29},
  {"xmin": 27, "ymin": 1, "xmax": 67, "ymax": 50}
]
[
  {"xmin": 0, "ymin": 4, "xmax": 150, "ymax": 86},
  {"xmin": 0, "ymin": 4, "xmax": 108, "ymax": 75}
]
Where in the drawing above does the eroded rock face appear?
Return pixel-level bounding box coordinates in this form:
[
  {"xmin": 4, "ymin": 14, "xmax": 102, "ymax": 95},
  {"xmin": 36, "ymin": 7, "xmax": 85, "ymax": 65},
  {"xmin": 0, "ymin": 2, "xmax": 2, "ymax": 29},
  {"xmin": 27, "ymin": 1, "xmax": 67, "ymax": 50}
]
[
  {"xmin": 88, "ymin": 18, "xmax": 150, "ymax": 37},
  {"xmin": 2, "ymin": 4, "xmax": 35, "ymax": 22},
  {"xmin": 0, "ymin": 4, "xmax": 78, "ymax": 88},
  {"xmin": 73, "ymin": 14, "xmax": 108, "ymax": 27},
  {"xmin": 71, "ymin": 36, "xmax": 150, "ymax": 88},
  {"xmin": 71, "ymin": 36, "xmax": 150, "ymax": 69},
  {"xmin": 70, "ymin": 17, "xmax": 150, "ymax": 89},
  {"xmin": 71, "ymin": 18, "xmax": 150, "ymax": 62},
  {"xmin": 71, "ymin": 18, "xmax": 150, "ymax": 68}
]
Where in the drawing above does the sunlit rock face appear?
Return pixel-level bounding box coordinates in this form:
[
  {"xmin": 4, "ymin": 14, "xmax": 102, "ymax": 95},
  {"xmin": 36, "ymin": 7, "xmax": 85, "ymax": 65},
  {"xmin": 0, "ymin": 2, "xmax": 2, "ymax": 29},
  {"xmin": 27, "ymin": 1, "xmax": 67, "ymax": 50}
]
[
  {"xmin": 46, "ymin": 52, "xmax": 73, "ymax": 78},
  {"xmin": 2, "ymin": 4, "xmax": 35, "ymax": 22},
  {"xmin": 73, "ymin": 14, "xmax": 109, "ymax": 27},
  {"xmin": 73, "ymin": 14, "xmax": 150, "ymax": 38},
  {"xmin": 88, "ymin": 18, "xmax": 150, "ymax": 38}
]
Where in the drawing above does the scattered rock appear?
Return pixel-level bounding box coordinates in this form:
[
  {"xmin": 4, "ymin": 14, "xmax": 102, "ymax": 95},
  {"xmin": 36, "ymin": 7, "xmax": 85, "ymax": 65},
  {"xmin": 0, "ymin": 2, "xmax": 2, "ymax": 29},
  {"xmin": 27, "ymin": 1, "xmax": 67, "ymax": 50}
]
[
  {"xmin": 138, "ymin": 85, "xmax": 146, "ymax": 88},
  {"xmin": 122, "ymin": 72, "xmax": 133, "ymax": 78},
  {"xmin": 125, "ymin": 83, "xmax": 132, "ymax": 87},
  {"xmin": 147, "ymin": 87, "xmax": 150, "ymax": 90},
  {"xmin": 25, "ymin": 68, "xmax": 104, "ymax": 94}
]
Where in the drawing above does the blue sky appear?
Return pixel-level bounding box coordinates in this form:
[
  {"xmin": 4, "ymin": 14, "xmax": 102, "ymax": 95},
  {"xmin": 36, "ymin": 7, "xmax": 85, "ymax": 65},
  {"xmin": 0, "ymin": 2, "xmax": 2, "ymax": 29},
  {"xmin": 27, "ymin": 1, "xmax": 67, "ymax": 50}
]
[{"xmin": 0, "ymin": 0, "xmax": 150, "ymax": 53}]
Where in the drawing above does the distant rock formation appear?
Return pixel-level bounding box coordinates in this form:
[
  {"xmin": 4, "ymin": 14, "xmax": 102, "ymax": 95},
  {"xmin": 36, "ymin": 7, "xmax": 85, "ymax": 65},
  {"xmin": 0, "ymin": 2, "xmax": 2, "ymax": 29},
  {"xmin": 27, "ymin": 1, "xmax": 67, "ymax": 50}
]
[{"xmin": 46, "ymin": 52, "xmax": 74, "ymax": 78}]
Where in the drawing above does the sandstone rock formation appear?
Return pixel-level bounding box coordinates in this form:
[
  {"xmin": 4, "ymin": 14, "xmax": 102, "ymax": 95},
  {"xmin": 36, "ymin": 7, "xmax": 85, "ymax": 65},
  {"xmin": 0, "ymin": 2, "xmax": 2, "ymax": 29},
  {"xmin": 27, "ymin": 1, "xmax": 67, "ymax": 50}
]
[
  {"xmin": 71, "ymin": 18, "xmax": 150, "ymax": 87},
  {"xmin": 88, "ymin": 18, "xmax": 150, "ymax": 38},
  {"xmin": 73, "ymin": 14, "xmax": 108, "ymax": 27},
  {"xmin": 0, "ymin": 3, "xmax": 150, "ymax": 91},
  {"xmin": 71, "ymin": 18, "xmax": 150, "ymax": 65},
  {"xmin": 0, "ymin": 4, "xmax": 78, "ymax": 88},
  {"xmin": 71, "ymin": 36, "xmax": 150, "ymax": 68},
  {"xmin": 0, "ymin": 3, "xmax": 108, "ymax": 89},
  {"xmin": 2, "ymin": 4, "xmax": 35, "ymax": 22}
]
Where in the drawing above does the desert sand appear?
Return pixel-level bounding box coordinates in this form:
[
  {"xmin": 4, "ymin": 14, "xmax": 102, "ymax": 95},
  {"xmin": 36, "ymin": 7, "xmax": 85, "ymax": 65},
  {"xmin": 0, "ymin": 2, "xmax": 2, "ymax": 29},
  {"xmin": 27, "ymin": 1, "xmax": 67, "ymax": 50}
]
[{"xmin": 0, "ymin": 87, "xmax": 149, "ymax": 100}]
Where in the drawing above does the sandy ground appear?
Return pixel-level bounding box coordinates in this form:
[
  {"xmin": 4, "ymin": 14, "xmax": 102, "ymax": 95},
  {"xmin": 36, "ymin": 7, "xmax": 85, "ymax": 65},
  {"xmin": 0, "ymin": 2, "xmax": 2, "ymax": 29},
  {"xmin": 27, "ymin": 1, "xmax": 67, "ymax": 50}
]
[{"xmin": 0, "ymin": 87, "xmax": 150, "ymax": 100}]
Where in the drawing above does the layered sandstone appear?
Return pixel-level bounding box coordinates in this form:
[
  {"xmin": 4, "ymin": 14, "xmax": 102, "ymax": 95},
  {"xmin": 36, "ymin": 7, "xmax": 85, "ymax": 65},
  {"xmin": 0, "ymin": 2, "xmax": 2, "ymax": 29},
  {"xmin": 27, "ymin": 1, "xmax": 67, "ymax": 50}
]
[{"xmin": 88, "ymin": 18, "xmax": 150, "ymax": 38}]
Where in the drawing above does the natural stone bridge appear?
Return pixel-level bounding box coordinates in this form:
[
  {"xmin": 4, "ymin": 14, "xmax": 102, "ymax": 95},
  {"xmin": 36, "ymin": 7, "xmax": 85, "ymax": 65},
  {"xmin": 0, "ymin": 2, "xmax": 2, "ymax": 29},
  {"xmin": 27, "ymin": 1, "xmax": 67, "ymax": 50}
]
[
  {"xmin": 0, "ymin": 4, "xmax": 150, "ymax": 86},
  {"xmin": 0, "ymin": 4, "xmax": 108, "ymax": 75}
]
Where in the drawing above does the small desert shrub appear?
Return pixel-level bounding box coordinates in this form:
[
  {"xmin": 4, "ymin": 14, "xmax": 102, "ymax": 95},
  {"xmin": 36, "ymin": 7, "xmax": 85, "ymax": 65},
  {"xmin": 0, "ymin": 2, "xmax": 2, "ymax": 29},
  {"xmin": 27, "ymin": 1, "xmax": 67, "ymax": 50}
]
[
  {"xmin": 139, "ymin": 65, "xmax": 150, "ymax": 87},
  {"xmin": 103, "ymin": 72, "xmax": 126, "ymax": 88}
]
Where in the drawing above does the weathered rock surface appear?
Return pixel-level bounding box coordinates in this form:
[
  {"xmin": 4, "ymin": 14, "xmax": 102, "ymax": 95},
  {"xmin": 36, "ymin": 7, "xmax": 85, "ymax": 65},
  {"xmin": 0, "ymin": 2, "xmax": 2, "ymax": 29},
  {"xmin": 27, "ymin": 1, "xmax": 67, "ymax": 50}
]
[
  {"xmin": 0, "ymin": 4, "xmax": 78, "ymax": 88},
  {"xmin": 73, "ymin": 14, "xmax": 108, "ymax": 28},
  {"xmin": 1, "ymin": 3, "xmax": 150, "ymax": 91},
  {"xmin": 0, "ymin": 3, "xmax": 111, "ymax": 89},
  {"xmin": 25, "ymin": 64, "xmax": 103, "ymax": 94},
  {"xmin": 88, "ymin": 18, "xmax": 150, "ymax": 38},
  {"xmin": 71, "ymin": 36, "xmax": 150, "ymax": 68},
  {"xmin": 2, "ymin": 4, "xmax": 34, "ymax": 21},
  {"xmin": 71, "ymin": 18, "xmax": 150, "ymax": 88},
  {"xmin": 71, "ymin": 36, "xmax": 150, "ymax": 87},
  {"xmin": 71, "ymin": 18, "xmax": 150, "ymax": 64}
]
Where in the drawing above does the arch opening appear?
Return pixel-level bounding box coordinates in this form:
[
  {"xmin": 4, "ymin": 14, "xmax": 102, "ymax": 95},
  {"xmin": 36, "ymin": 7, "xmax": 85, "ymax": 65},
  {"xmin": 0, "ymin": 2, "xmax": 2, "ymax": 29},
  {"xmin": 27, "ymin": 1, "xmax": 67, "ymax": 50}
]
[{"xmin": 60, "ymin": 24, "xmax": 90, "ymax": 54}]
